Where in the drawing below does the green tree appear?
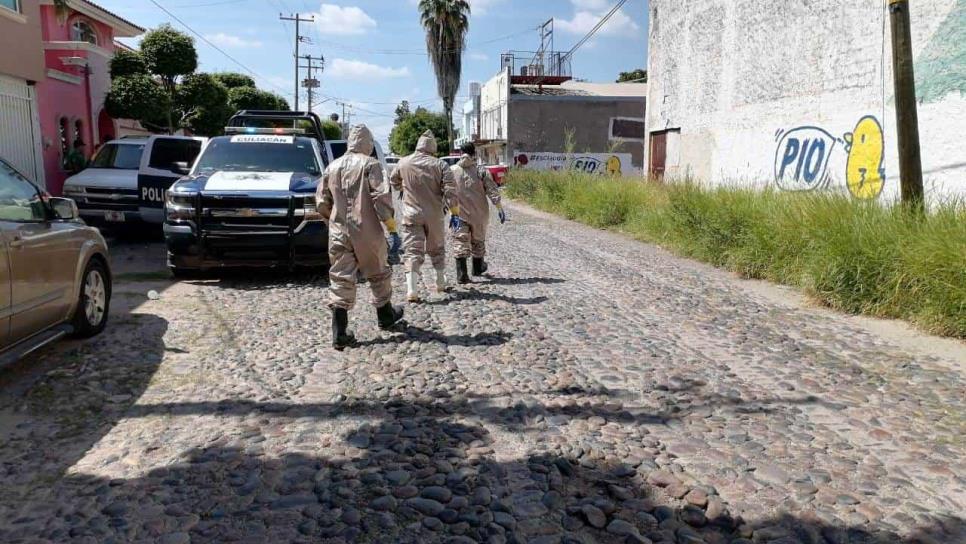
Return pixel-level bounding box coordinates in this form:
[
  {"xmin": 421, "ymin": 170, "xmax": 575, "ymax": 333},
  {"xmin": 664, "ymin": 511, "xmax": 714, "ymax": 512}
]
[
  {"xmin": 109, "ymin": 49, "xmax": 148, "ymax": 78},
  {"xmin": 176, "ymin": 73, "xmax": 230, "ymax": 136},
  {"xmin": 321, "ymin": 120, "xmax": 343, "ymax": 140},
  {"xmin": 212, "ymin": 72, "xmax": 257, "ymax": 89},
  {"xmin": 617, "ymin": 69, "xmax": 647, "ymax": 83},
  {"xmin": 228, "ymin": 86, "xmax": 290, "ymax": 112},
  {"xmin": 395, "ymin": 100, "xmax": 412, "ymax": 124},
  {"xmin": 139, "ymin": 25, "xmax": 198, "ymax": 132},
  {"xmin": 104, "ymin": 75, "xmax": 170, "ymax": 131},
  {"xmin": 419, "ymin": 0, "xmax": 470, "ymax": 150},
  {"xmin": 389, "ymin": 109, "xmax": 452, "ymax": 156}
]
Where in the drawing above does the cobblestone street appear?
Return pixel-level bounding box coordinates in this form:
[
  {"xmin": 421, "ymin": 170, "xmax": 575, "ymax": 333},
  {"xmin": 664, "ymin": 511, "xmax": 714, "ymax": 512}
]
[{"xmin": 0, "ymin": 203, "xmax": 963, "ymax": 544}]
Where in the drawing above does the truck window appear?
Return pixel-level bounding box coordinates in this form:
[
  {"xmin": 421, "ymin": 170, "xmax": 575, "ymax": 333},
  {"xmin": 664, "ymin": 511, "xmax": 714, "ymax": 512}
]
[
  {"xmin": 90, "ymin": 143, "xmax": 144, "ymax": 169},
  {"xmin": 149, "ymin": 139, "xmax": 203, "ymax": 170}
]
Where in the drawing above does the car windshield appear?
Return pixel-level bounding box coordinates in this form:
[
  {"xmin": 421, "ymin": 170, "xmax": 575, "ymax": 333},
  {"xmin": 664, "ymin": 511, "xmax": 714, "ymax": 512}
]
[
  {"xmin": 90, "ymin": 143, "xmax": 144, "ymax": 169},
  {"xmin": 194, "ymin": 137, "xmax": 321, "ymax": 176}
]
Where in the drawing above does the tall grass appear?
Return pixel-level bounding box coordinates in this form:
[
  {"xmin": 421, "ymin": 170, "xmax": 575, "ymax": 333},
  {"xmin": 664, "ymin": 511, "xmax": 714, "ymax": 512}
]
[{"xmin": 506, "ymin": 171, "xmax": 966, "ymax": 338}]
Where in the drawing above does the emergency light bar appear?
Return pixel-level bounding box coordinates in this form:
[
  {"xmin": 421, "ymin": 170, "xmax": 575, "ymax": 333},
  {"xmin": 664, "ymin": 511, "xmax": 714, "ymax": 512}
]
[{"xmin": 224, "ymin": 127, "xmax": 307, "ymax": 135}]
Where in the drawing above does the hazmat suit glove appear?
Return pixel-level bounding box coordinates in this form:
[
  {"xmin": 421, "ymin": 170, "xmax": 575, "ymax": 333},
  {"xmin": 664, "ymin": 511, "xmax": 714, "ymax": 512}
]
[
  {"xmin": 383, "ymin": 217, "xmax": 398, "ymax": 234},
  {"xmin": 388, "ymin": 232, "xmax": 402, "ymax": 255},
  {"xmin": 449, "ymin": 214, "xmax": 463, "ymax": 233},
  {"xmin": 497, "ymin": 206, "xmax": 507, "ymax": 225}
]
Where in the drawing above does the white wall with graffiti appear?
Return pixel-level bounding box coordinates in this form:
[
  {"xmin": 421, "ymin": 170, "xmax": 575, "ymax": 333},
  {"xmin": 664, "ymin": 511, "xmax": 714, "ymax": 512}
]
[
  {"xmin": 646, "ymin": 0, "xmax": 966, "ymax": 205},
  {"xmin": 512, "ymin": 152, "xmax": 638, "ymax": 177}
]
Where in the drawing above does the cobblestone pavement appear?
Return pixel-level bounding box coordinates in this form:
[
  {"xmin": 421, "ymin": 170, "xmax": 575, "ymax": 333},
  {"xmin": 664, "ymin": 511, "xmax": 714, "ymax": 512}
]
[{"xmin": 0, "ymin": 204, "xmax": 963, "ymax": 544}]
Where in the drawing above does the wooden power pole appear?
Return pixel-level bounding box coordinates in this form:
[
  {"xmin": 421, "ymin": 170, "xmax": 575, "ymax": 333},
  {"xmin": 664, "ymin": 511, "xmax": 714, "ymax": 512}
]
[
  {"xmin": 888, "ymin": 0, "xmax": 924, "ymax": 211},
  {"xmin": 280, "ymin": 13, "xmax": 315, "ymax": 112},
  {"xmin": 300, "ymin": 55, "xmax": 324, "ymax": 112}
]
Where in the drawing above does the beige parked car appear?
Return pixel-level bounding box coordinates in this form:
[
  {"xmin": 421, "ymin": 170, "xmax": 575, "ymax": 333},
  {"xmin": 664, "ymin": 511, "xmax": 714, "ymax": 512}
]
[{"xmin": 1, "ymin": 158, "xmax": 111, "ymax": 366}]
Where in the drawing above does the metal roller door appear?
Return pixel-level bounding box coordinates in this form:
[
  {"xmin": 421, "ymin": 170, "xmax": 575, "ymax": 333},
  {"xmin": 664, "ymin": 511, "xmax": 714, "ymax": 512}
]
[{"xmin": 0, "ymin": 74, "xmax": 43, "ymax": 187}]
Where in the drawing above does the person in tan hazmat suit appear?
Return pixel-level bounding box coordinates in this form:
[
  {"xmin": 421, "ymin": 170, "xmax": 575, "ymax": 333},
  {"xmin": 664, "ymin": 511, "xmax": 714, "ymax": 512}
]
[
  {"xmin": 389, "ymin": 130, "xmax": 461, "ymax": 302},
  {"xmin": 317, "ymin": 124, "xmax": 404, "ymax": 350},
  {"xmin": 450, "ymin": 142, "xmax": 505, "ymax": 283}
]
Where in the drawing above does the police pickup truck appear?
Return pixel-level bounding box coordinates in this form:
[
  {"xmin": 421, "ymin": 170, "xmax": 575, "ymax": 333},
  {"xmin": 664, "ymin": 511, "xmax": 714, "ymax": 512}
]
[
  {"xmin": 163, "ymin": 127, "xmax": 327, "ymax": 276},
  {"xmin": 63, "ymin": 135, "xmax": 205, "ymax": 226}
]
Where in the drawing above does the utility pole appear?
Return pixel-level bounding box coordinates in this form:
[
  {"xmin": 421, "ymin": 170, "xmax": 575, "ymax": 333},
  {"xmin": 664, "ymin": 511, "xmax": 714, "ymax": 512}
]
[
  {"xmin": 888, "ymin": 0, "xmax": 924, "ymax": 212},
  {"xmin": 280, "ymin": 13, "xmax": 315, "ymax": 112},
  {"xmin": 299, "ymin": 55, "xmax": 324, "ymax": 113}
]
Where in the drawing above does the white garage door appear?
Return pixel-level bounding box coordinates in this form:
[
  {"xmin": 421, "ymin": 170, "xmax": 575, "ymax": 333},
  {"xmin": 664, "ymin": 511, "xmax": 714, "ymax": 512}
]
[{"xmin": 0, "ymin": 74, "xmax": 43, "ymax": 187}]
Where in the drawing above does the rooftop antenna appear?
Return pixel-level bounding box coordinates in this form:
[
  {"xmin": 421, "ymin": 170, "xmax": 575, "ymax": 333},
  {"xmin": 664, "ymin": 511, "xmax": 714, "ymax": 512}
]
[{"xmin": 529, "ymin": 18, "xmax": 554, "ymax": 92}]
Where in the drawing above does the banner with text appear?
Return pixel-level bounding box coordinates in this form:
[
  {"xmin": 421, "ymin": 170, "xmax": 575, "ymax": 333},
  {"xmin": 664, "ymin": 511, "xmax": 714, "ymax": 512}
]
[{"xmin": 512, "ymin": 151, "xmax": 637, "ymax": 176}]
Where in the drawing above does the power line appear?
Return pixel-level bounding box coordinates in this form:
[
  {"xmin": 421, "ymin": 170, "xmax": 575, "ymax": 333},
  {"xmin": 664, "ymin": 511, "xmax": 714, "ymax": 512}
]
[
  {"xmin": 563, "ymin": 0, "xmax": 628, "ymax": 63},
  {"xmin": 530, "ymin": 0, "xmax": 629, "ymax": 88},
  {"xmin": 147, "ymin": 0, "xmax": 294, "ymax": 100},
  {"xmin": 309, "ymin": 26, "xmax": 538, "ymax": 57},
  {"xmin": 167, "ymin": 0, "xmax": 249, "ymax": 8}
]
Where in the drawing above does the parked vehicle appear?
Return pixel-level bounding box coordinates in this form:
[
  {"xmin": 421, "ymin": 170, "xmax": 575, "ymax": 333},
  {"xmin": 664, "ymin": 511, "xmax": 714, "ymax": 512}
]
[
  {"xmin": 1, "ymin": 157, "xmax": 111, "ymax": 365},
  {"xmin": 486, "ymin": 164, "xmax": 509, "ymax": 186},
  {"xmin": 442, "ymin": 154, "xmax": 508, "ymax": 186},
  {"xmin": 163, "ymin": 127, "xmax": 328, "ymax": 275},
  {"xmin": 62, "ymin": 135, "xmax": 205, "ymax": 227}
]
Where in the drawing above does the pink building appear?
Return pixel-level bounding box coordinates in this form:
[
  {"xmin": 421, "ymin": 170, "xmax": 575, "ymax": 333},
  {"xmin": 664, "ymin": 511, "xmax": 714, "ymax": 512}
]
[{"xmin": 36, "ymin": 0, "xmax": 144, "ymax": 195}]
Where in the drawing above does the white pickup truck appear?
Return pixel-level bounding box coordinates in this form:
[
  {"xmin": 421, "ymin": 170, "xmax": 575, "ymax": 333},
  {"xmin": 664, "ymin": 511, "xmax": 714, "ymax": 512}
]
[{"xmin": 62, "ymin": 135, "xmax": 206, "ymax": 227}]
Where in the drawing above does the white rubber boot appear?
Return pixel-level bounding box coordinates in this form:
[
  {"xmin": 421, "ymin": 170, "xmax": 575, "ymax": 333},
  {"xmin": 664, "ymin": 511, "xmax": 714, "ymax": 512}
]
[
  {"xmin": 434, "ymin": 267, "xmax": 449, "ymax": 293},
  {"xmin": 406, "ymin": 271, "xmax": 420, "ymax": 302}
]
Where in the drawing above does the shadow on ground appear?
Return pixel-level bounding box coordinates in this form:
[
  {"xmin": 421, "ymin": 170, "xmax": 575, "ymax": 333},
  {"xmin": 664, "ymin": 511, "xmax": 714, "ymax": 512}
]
[
  {"xmin": 0, "ymin": 394, "xmax": 960, "ymax": 543},
  {"xmin": 426, "ymin": 288, "xmax": 549, "ymax": 307},
  {"xmin": 357, "ymin": 326, "xmax": 513, "ymax": 348}
]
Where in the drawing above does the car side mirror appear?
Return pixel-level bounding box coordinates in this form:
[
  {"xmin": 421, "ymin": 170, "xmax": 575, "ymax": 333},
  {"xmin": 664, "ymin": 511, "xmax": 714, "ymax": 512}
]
[
  {"xmin": 49, "ymin": 197, "xmax": 80, "ymax": 221},
  {"xmin": 171, "ymin": 162, "xmax": 191, "ymax": 175}
]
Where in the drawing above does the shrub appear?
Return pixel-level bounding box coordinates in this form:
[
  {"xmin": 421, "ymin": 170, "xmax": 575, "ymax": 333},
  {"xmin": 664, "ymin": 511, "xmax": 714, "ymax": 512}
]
[{"xmin": 505, "ymin": 171, "xmax": 966, "ymax": 338}]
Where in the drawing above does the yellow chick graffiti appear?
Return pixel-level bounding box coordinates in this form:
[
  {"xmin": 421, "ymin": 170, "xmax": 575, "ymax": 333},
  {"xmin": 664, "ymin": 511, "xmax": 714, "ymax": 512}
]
[
  {"xmin": 844, "ymin": 116, "xmax": 885, "ymax": 200},
  {"xmin": 606, "ymin": 155, "xmax": 623, "ymax": 176}
]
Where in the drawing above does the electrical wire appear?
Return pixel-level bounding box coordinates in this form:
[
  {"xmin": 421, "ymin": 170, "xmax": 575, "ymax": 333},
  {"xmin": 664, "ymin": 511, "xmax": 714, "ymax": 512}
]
[
  {"xmin": 308, "ymin": 26, "xmax": 538, "ymax": 57},
  {"xmin": 529, "ymin": 0, "xmax": 629, "ymax": 88},
  {"xmin": 148, "ymin": 0, "xmax": 295, "ymax": 100}
]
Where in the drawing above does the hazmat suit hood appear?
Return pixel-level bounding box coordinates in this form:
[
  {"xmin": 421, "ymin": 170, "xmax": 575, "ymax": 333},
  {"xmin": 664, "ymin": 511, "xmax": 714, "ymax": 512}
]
[
  {"xmin": 458, "ymin": 154, "xmax": 476, "ymax": 169},
  {"xmin": 416, "ymin": 130, "xmax": 437, "ymax": 155},
  {"xmin": 348, "ymin": 124, "xmax": 375, "ymax": 156}
]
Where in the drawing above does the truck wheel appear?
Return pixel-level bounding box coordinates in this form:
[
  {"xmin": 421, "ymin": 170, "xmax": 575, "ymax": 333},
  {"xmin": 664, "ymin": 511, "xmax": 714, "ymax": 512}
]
[{"xmin": 70, "ymin": 259, "xmax": 111, "ymax": 338}]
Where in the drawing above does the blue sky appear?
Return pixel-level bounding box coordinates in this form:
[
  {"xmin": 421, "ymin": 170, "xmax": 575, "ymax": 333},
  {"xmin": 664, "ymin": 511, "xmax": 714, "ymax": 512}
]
[{"xmin": 97, "ymin": 0, "xmax": 649, "ymax": 146}]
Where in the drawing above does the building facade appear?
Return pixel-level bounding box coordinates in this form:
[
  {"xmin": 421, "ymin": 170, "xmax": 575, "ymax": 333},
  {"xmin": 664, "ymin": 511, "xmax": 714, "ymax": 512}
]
[
  {"xmin": 0, "ymin": 0, "xmax": 46, "ymax": 184},
  {"xmin": 454, "ymin": 81, "xmax": 481, "ymax": 151},
  {"xmin": 478, "ymin": 66, "xmax": 647, "ymax": 172},
  {"xmin": 37, "ymin": 0, "xmax": 144, "ymax": 195},
  {"xmin": 646, "ymin": 0, "xmax": 966, "ymax": 204}
]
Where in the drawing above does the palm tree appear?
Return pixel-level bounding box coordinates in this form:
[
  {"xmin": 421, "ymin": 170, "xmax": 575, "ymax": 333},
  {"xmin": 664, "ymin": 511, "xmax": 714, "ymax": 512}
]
[{"xmin": 418, "ymin": 0, "xmax": 470, "ymax": 153}]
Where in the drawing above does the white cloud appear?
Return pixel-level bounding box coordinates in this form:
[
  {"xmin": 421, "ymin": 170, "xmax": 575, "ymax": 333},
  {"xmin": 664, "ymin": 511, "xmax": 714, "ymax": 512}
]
[
  {"xmin": 469, "ymin": 51, "xmax": 489, "ymax": 61},
  {"xmin": 467, "ymin": 0, "xmax": 504, "ymax": 15},
  {"xmin": 557, "ymin": 8, "xmax": 640, "ymax": 38},
  {"xmin": 313, "ymin": 4, "xmax": 377, "ymax": 35},
  {"xmin": 204, "ymin": 32, "xmax": 263, "ymax": 48},
  {"xmin": 570, "ymin": 0, "xmax": 610, "ymax": 10},
  {"xmin": 328, "ymin": 58, "xmax": 411, "ymax": 80}
]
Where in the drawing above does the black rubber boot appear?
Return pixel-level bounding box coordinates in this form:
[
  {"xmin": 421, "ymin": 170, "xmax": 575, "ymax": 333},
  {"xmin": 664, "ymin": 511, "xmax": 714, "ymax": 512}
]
[
  {"xmin": 456, "ymin": 258, "xmax": 470, "ymax": 284},
  {"xmin": 331, "ymin": 308, "xmax": 356, "ymax": 351},
  {"xmin": 376, "ymin": 303, "xmax": 405, "ymax": 330},
  {"xmin": 472, "ymin": 257, "xmax": 488, "ymax": 276}
]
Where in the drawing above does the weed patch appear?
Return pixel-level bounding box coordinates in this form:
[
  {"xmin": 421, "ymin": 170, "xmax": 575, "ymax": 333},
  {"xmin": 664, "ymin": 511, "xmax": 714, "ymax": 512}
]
[{"xmin": 505, "ymin": 171, "xmax": 966, "ymax": 338}]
